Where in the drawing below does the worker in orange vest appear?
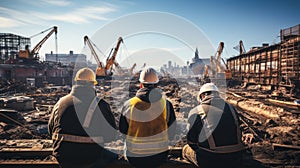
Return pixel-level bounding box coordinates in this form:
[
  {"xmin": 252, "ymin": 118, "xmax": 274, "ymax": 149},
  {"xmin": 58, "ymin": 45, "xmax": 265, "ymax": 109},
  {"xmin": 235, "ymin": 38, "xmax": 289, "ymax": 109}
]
[
  {"xmin": 182, "ymin": 83, "xmax": 245, "ymax": 168},
  {"xmin": 48, "ymin": 67, "xmax": 117, "ymax": 168},
  {"xmin": 119, "ymin": 67, "xmax": 177, "ymax": 168}
]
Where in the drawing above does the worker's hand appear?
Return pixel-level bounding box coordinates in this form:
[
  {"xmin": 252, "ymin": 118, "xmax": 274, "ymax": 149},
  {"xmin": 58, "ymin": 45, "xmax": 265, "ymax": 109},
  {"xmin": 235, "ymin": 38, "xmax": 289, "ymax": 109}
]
[{"xmin": 242, "ymin": 133, "xmax": 254, "ymax": 144}]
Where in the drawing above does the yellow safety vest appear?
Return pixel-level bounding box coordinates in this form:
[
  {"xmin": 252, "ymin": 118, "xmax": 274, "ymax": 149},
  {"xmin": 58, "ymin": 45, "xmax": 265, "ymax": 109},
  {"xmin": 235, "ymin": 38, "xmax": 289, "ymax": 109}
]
[{"xmin": 126, "ymin": 97, "xmax": 169, "ymax": 155}]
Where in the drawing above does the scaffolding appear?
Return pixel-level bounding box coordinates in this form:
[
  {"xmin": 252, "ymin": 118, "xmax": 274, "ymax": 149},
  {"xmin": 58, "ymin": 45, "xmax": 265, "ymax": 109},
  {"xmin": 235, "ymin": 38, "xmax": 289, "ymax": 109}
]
[
  {"xmin": 227, "ymin": 24, "xmax": 300, "ymax": 94},
  {"xmin": 0, "ymin": 33, "xmax": 30, "ymax": 63}
]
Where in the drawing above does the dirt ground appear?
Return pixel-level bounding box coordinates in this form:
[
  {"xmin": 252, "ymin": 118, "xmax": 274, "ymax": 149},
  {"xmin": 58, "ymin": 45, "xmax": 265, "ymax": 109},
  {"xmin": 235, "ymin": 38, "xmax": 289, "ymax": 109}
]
[{"xmin": 0, "ymin": 77, "xmax": 299, "ymax": 167}]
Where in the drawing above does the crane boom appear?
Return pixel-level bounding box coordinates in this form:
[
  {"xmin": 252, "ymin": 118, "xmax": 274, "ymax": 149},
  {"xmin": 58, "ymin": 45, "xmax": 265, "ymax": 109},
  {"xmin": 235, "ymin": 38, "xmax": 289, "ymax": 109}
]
[
  {"xmin": 84, "ymin": 36, "xmax": 103, "ymax": 68},
  {"xmin": 31, "ymin": 26, "xmax": 57, "ymax": 56},
  {"xmin": 239, "ymin": 40, "xmax": 246, "ymax": 55},
  {"xmin": 105, "ymin": 37, "xmax": 123, "ymax": 70},
  {"xmin": 19, "ymin": 26, "xmax": 57, "ymax": 59}
]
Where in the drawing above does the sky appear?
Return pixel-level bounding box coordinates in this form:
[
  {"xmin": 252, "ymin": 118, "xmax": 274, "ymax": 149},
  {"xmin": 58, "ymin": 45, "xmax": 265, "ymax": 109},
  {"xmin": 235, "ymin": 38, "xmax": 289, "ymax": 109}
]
[{"xmin": 1, "ymin": 0, "xmax": 300, "ymax": 68}]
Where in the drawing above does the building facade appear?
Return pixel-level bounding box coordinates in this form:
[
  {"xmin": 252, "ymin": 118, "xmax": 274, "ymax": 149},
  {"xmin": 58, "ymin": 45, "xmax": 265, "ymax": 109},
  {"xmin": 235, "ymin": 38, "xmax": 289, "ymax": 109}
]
[{"xmin": 45, "ymin": 51, "xmax": 87, "ymax": 66}]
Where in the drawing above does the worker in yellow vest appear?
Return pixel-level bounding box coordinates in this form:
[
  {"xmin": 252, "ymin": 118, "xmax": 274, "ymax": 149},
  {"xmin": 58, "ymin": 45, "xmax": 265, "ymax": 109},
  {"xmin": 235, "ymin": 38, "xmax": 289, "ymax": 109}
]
[
  {"xmin": 182, "ymin": 83, "xmax": 245, "ymax": 168},
  {"xmin": 119, "ymin": 67, "xmax": 177, "ymax": 168},
  {"xmin": 48, "ymin": 67, "xmax": 117, "ymax": 168}
]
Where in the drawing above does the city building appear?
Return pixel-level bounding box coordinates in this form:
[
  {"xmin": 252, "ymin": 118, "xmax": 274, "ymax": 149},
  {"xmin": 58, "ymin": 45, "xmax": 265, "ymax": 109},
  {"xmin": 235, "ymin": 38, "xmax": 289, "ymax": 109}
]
[{"xmin": 45, "ymin": 51, "xmax": 87, "ymax": 66}]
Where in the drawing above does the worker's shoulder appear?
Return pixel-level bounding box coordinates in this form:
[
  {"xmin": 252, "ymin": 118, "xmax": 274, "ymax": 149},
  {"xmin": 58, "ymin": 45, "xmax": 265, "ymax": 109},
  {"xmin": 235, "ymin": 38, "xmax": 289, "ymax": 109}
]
[
  {"xmin": 188, "ymin": 105, "xmax": 205, "ymax": 118},
  {"xmin": 57, "ymin": 93, "xmax": 73, "ymax": 105}
]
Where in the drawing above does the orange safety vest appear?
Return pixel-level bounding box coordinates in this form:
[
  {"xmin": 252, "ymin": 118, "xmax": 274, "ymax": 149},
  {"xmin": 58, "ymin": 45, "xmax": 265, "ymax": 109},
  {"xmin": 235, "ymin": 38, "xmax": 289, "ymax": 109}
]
[{"xmin": 126, "ymin": 97, "xmax": 169, "ymax": 155}]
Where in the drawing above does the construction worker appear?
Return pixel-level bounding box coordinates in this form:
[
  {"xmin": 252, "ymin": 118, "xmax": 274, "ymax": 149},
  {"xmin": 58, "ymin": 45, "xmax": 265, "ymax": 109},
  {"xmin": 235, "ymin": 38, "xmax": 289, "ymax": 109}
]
[
  {"xmin": 119, "ymin": 67, "xmax": 177, "ymax": 168},
  {"xmin": 48, "ymin": 67, "xmax": 117, "ymax": 168},
  {"xmin": 182, "ymin": 83, "xmax": 245, "ymax": 168}
]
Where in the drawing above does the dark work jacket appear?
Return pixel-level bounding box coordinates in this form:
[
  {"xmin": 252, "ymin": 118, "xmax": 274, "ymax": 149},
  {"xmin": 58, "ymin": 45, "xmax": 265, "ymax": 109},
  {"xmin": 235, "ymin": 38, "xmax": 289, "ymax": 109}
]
[
  {"xmin": 119, "ymin": 87, "xmax": 177, "ymax": 144},
  {"xmin": 187, "ymin": 95, "xmax": 243, "ymax": 155},
  {"xmin": 48, "ymin": 84, "xmax": 117, "ymax": 163}
]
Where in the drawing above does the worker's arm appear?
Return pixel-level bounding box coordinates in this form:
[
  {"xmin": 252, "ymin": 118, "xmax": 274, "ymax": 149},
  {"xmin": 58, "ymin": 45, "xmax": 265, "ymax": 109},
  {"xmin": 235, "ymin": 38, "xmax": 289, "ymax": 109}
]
[
  {"xmin": 166, "ymin": 100, "xmax": 177, "ymax": 140},
  {"xmin": 186, "ymin": 107, "xmax": 203, "ymax": 144},
  {"xmin": 98, "ymin": 99, "xmax": 117, "ymax": 142},
  {"xmin": 119, "ymin": 101, "xmax": 130, "ymax": 135},
  {"xmin": 48, "ymin": 102, "xmax": 58, "ymax": 136},
  {"xmin": 99, "ymin": 99, "xmax": 117, "ymax": 130}
]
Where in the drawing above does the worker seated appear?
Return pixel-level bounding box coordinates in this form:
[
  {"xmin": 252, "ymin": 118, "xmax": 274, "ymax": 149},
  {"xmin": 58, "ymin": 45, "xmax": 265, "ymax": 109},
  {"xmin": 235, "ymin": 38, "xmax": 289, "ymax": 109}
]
[
  {"xmin": 119, "ymin": 67, "xmax": 177, "ymax": 168},
  {"xmin": 182, "ymin": 83, "xmax": 245, "ymax": 168},
  {"xmin": 48, "ymin": 68, "xmax": 118, "ymax": 168}
]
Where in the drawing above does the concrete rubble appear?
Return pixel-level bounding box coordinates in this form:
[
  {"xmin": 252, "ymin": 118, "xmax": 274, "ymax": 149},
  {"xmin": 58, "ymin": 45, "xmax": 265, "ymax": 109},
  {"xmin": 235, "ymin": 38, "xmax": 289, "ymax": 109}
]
[{"xmin": 0, "ymin": 77, "xmax": 299, "ymax": 167}]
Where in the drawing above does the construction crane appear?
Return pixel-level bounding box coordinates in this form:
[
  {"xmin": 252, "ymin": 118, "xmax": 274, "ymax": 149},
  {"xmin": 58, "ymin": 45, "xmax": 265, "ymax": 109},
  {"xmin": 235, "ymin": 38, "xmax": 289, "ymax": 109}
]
[
  {"xmin": 239, "ymin": 40, "xmax": 246, "ymax": 55},
  {"xmin": 19, "ymin": 26, "xmax": 57, "ymax": 60},
  {"xmin": 83, "ymin": 36, "xmax": 106, "ymax": 77},
  {"xmin": 104, "ymin": 37, "xmax": 123, "ymax": 76},
  {"xmin": 203, "ymin": 42, "xmax": 232, "ymax": 83}
]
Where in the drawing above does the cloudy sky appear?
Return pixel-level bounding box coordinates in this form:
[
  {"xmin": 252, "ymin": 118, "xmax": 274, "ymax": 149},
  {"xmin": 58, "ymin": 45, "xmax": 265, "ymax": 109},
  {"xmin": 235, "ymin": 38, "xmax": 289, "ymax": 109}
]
[{"xmin": 0, "ymin": 0, "xmax": 299, "ymax": 68}]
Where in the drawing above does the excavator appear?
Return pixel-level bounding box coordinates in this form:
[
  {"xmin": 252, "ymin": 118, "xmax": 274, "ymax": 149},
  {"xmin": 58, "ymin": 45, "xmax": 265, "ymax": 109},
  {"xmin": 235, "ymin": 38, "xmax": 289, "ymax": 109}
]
[
  {"xmin": 84, "ymin": 36, "xmax": 124, "ymax": 79},
  {"xmin": 104, "ymin": 37, "xmax": 123, "ymax": 77},
  {"xmin": 84, "ymin": 36, "xmax": 106, "ymax": 77},
  {"xmin": 19, "ymin": 26, "xmax": 57, "ymax": 60},
  {"xmin": 203, "ymin": 42, "xmax": 232, "ymax": 84}
]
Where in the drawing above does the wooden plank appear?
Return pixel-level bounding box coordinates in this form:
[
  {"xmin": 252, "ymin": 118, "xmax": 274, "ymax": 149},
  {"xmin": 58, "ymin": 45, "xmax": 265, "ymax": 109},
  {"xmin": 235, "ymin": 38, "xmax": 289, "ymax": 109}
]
[{"xmin": 266, "ymin": 98, "xmax": 300, "ymax": 108}]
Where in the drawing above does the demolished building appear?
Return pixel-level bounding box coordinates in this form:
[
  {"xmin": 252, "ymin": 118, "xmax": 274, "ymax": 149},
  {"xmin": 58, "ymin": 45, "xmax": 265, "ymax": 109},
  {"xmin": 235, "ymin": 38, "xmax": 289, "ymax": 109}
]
[{"xmin": 227, "ymin": 24, "xmax": 300, "ymax": 97}]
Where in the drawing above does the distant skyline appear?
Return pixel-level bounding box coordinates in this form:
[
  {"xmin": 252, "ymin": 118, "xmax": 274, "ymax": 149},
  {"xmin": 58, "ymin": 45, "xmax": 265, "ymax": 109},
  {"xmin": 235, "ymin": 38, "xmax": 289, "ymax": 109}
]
[{"xmin": 1, "ymin": 0, "xmax": 300, "ymax": 67}]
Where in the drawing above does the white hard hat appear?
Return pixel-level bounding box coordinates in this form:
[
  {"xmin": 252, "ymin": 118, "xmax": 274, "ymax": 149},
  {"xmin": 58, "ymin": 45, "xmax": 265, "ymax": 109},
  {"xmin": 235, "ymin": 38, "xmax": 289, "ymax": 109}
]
[
  {"xmin": 197, "ymin": 83, "xmax": 219, "ymax": 101},
  {"xmin": 139, "ymin": 67, "xmax": 159, "ymax": 84},
  {"xmin": 74, "ymin": 67, "xmax": 97, "ymax": 85}
]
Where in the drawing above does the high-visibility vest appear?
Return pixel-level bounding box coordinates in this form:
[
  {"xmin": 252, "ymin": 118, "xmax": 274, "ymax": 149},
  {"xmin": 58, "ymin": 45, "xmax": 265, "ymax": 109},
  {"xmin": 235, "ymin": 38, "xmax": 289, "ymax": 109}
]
[
  {"xmin": 126, "ymin": 97, "xmax": 169, "ymax": 155},
  {"xmin": 196, "ymin": 104, "xmax": 244, "ymax": 153}
]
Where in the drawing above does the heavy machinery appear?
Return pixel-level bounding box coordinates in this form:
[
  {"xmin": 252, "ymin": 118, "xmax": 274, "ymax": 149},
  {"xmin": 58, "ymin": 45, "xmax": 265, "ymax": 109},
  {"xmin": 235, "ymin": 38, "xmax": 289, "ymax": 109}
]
[
  {"xmin": 84, "ymin": 36, "xmax": 106, "ymax": 77},
  {"xmin": 19, "ymin": 26, "xmax": 57, "ymax": 60},
  {"xmin": 84, "ymin": 36, "xmax": 124, "ymax": 78},
  {"xmin": 203, "ymin": 42, "xmax": 232, "ymax": 84},
  {"xmin": 239, "ymin": 40, "xmax": 246, "ymax": 55},
  {"xmin": 104, "ymin": 37, "xmax": 123, "ymax": 76}
]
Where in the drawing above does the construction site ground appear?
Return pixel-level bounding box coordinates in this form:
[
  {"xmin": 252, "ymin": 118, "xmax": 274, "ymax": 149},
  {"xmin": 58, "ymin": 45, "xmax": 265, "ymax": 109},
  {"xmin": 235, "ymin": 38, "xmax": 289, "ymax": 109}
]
[{"xmin": 0, "ymin": 77, "xmax": 299, "ymax": 167}]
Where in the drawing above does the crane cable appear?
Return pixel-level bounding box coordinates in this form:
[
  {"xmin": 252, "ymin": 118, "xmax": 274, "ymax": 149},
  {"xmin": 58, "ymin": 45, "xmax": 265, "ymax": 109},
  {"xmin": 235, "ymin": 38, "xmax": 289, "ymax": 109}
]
[{"xmin": 29, "ymin": 27, "xmax": 54, "ymax": 39}]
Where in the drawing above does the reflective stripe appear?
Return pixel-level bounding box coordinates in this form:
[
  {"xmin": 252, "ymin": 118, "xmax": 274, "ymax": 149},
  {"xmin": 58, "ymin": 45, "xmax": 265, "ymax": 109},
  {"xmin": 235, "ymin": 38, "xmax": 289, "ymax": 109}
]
[
  {"xmin": 198, "ymin": 104, "xmax": 244, "ymax": 153},
  {"xmin": 83, "ymin": 96, "xmax": 101, "ymax": 128},
  {"xmin": 197, "ymin": 143, "xmax": 245, "ymax": 154},
  {"xmin": 126, "ymin": 141, "xmax": 168, "ymax": 149},
  {"xmin": 52, "ymin": 133, "xmax": 104, "ymax": 144}
]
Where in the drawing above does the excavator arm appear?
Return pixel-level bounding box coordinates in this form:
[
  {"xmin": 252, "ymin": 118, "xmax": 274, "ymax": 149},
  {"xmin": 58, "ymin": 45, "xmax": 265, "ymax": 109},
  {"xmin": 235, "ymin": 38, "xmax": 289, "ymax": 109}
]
[
  {"xmin": 239, "ymin": 40, "xmax": 246, "ymax": 55},
  {"xmin": 83, "ymin": 36, "xmax": 106, "ymax": 77},
  {"xmin": 31, "ymin": 26, "xmax": 57, "ymax": 58},
  {"xmin": 105, "ymin": 37, "xmax": 123, "ymax": 70},
  {"xmin": 19, "ymin": 26, "xmax": 57, "ymax": 59},
  {"xmin": 84, "ymin": 36, "xmax": 103, "ymax": 68}
]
